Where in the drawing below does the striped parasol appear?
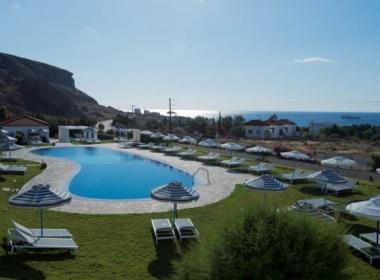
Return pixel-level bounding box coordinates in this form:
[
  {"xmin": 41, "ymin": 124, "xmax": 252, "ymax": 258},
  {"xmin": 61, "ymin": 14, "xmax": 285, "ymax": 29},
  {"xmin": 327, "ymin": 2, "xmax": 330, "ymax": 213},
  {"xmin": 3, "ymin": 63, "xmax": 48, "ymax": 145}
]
[
  {"xmin": 198, "ymin": 138, "xmax": 218, "ymax": 148},
  {"xmin": 163, "ymin": 133, "xmax": 180, "ymax": 142},
  {"xmin": 151, "ymin": 181, "xmax": 199, "ymax": 222},
  {"xmin": 281, "ymin": 150, "xmax": 311, "ymax": 161},
  {"xmin": 246, "ymin": 146, "xmax": 273, "ymax": 154},
  {"xmin": 346, "ymin": 197, "xmax": 380, "ymax": 245},
  {"xmin": 9, "ymin": 184, "xmax": 72, "ymax": 236},
  {"xmin": 244, "ymin": 175, "xmax": 288, "ymax": 191},
  {"xmin": 308, "ymin": 169, "xmax": 348, "ymax": 184},
  {"xmin": 150, "ymin": 132, "xmax": 165, "ymax": 139},
  {"xmin": 179, "ymin": 136, "xmax": 197, "ymax": 144}
]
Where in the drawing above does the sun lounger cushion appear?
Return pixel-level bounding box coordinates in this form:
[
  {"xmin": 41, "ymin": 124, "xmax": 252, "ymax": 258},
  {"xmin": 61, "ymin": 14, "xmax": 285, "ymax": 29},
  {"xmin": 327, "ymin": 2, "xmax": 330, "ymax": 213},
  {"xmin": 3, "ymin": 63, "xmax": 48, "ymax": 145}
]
[
  {"xmin": 13, "ymin": 221, "xmax": 34, "ymax": 236},
  {"xmin": 360, "ymin": 232, "xmax": 380, "ymax": 244},
  {"xmin": 175, "ymin": 218, "xmax": 195, "ymax": 230},
  {"xmin": 15, "ymin": 229, "xmax": 36, "ymax": 245}
]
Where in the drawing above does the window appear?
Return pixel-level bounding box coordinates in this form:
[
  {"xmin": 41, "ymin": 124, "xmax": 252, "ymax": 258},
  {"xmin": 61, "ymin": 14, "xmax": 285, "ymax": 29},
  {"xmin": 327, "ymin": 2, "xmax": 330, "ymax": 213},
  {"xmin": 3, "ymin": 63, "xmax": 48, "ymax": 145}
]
[{"xmin": 248, "ymin": 129, "xmax": 253, "ymax": 134}]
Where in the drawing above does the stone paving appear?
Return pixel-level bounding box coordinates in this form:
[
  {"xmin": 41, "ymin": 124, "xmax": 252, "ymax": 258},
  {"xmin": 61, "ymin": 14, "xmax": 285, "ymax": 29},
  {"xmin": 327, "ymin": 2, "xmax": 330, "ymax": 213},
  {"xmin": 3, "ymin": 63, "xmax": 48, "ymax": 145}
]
[{"xmin": 13, "ymin": 143, "xmax": 255, "ymax": 214}]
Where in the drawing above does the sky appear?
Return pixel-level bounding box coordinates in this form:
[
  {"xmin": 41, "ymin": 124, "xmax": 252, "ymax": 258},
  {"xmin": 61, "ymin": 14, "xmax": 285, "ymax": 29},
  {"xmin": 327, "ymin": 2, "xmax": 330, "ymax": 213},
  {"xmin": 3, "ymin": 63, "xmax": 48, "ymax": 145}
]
[{"xmin": 1, "ymin": 0, "xmax": 380, "ymax": 113}]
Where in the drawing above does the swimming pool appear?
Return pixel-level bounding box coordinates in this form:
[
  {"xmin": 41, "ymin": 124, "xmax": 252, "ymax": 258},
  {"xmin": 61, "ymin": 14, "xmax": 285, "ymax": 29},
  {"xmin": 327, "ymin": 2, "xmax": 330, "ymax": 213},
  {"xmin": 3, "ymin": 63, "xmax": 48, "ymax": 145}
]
[{"xmin": 32, "ymin": 147, "xmax": 193, "ymax": 200}]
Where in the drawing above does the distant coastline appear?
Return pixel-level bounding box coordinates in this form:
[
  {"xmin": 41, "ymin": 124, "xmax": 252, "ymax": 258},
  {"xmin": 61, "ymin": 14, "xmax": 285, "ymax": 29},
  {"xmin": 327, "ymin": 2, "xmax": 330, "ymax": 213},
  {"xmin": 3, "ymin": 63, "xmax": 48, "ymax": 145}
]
[{"xmin": 148, "ymin": 109, "xmax": 380, "ymax": 127}]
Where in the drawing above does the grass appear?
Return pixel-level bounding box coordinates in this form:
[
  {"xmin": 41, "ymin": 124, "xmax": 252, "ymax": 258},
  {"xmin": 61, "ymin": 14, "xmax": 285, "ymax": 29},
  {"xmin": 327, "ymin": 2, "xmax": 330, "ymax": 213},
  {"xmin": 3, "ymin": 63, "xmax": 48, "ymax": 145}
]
[{"xmin": 0, "ymin": 159, "xmax": 380, "ymax": 279}]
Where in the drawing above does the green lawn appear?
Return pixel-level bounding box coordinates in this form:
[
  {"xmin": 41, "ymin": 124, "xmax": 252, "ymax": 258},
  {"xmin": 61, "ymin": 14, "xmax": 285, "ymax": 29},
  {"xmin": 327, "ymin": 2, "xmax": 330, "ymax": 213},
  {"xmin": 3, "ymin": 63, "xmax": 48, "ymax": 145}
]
[{"xmin": 0, "ymin": 159, "xmax": 380, "ymax": 279}]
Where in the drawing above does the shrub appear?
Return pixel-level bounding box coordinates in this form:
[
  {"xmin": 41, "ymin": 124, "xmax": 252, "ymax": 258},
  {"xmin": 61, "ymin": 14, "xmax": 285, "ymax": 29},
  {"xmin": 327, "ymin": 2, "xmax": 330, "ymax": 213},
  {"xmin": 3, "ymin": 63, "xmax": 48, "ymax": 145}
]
[
  {"xmin": 369, "ymin": 154, "xmax": 380, "ymax": 171},
  {"xmin": 97, "ymin": 133, "xmax": 114, "ymax": 141},
  {"xmin": 173, "ymin": 204, "xmax": 348, "ymax": 280}
]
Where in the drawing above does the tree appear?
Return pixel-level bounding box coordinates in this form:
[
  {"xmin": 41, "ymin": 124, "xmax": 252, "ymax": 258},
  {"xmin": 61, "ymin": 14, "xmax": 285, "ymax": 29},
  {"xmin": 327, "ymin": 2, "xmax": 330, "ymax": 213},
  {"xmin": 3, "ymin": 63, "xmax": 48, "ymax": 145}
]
[
  {"xmin": 0, "ymin": 106, "xmax": 12, "ymax": 121},
  {"xmin": 369, "ymin": 154, "xmax": 380, "ymax": 171},
  {"xmin": 268, "ymin": 113, "xmax": 278, "ymax": 120},
  {"xmin": 221, "ymin": 116, "xmax": 233, "ymax": 134},
  {"xmin": 98, "ymin": 123, "xmax": 105, "ymax": 132},
  {"xmin": 174, "ymin": 204, "xmax": 348, "ymax": 280}
]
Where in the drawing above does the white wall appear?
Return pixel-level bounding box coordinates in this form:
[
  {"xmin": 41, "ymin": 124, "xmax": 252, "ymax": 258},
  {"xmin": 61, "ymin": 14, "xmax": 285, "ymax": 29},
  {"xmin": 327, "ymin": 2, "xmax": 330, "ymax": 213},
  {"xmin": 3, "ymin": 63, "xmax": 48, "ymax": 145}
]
[
  {"xmin": 245, "ymin": 125, "xmax": 297, "ymax": 138},
  {"xmin": 58, "ymin": 127, "xmax": 70, "ymax": 142}
]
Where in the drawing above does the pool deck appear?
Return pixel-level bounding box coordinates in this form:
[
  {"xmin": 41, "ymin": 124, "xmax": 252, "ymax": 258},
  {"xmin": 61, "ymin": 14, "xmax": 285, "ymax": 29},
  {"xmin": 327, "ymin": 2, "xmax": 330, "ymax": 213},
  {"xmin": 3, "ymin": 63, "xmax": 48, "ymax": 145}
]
[{"xmin": 13, "ymin": 143, "xmax": 256, "ymax": 214}]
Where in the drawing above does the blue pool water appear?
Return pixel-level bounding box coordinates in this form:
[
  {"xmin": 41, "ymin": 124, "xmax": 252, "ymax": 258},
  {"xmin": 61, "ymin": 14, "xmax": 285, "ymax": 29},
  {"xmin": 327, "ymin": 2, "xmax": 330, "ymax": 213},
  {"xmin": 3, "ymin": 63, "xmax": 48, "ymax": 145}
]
[{"xmin": 32, "ymin": 147, "xmax": 193, "ymax": 200}]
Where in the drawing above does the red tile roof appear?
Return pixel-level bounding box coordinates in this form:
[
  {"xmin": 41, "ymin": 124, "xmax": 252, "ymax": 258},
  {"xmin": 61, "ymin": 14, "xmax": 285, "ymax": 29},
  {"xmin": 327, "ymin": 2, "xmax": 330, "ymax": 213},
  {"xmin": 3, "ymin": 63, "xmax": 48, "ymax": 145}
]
[
  {"xmin": 0, "ymin": 115, "xmax": 48, "ymax": 127},
  {"xmin": 244, "ymin": 118, "xmax": 296, "ymax": 126}
]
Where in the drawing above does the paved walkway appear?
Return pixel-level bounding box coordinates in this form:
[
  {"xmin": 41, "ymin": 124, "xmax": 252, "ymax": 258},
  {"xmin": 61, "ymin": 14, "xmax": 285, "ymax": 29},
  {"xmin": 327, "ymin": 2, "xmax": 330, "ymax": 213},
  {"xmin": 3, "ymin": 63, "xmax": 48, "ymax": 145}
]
[{"xmin": 13, "ymin": 144, "xmax": 255, "ymax": 214}]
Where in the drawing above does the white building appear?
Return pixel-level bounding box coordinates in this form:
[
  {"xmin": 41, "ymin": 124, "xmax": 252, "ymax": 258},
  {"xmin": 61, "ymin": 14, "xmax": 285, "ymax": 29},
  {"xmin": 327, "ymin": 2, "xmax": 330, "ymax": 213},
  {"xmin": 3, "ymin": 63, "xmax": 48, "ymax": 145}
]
[
  {"xmin": 244, "ymin": 119, "xmax": 297, "ymax": 139},
  {"xmin": 0, "ymin": 115, "xmax": 49, "ymax": 144},
  {"xmin": 134, "ymin": 108, "xmax": 142, "ymax": 115},
  {"xmin": 58, "ymin": 126, "xmax": 99, "ymax": 143},
  {"xmin": 309, "ymin": 121, "xmax": 335, "ymax": 134}
]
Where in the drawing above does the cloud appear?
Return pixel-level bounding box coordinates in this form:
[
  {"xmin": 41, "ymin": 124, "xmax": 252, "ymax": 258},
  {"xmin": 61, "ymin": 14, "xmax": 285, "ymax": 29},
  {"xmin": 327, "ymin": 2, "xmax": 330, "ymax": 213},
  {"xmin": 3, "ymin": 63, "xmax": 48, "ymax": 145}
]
[
  {"xmin": 292, "ymin": 57, "xmax": 332, "ymax": 64},
  {"xmin": 83, "ymin": 26, "xmax": 99, "ymax": 36},
  {"xmin": 193, "ymin": 0, "xmax": 205, "ymax": 3},
  {"xmin": 9, "ymin": 3, "xmax": 20, "ymax": 8}
]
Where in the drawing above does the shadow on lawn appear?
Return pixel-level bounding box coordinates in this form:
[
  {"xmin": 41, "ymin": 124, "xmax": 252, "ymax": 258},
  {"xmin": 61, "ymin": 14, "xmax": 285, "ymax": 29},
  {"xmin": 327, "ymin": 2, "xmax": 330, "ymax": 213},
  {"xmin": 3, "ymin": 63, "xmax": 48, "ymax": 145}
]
[
  {"xmin": 0, "ymin": 253, "xmax": 74, "ymax": 279},
  {"xmin": 346, "ymin": 223, "xmax": 378, "ymax": 236},
  {"xmin": 148, "ymin": 240, "xmax": 182, "ymax": 279},
  {"xmin": 0, "ymin": 242, "xmax": 76, "ymax": 279},
  {"xmin": 298, "ymin": 185, "xmax": 361, "ymax": 198}
]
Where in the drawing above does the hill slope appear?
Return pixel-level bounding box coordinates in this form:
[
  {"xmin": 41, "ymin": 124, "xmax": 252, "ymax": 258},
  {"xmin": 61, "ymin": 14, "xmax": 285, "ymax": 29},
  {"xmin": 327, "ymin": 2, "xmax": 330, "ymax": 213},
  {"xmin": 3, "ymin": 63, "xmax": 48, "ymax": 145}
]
[{"xmin": 0, "ymin": 53, "xmax": 122, "ymax": 121}]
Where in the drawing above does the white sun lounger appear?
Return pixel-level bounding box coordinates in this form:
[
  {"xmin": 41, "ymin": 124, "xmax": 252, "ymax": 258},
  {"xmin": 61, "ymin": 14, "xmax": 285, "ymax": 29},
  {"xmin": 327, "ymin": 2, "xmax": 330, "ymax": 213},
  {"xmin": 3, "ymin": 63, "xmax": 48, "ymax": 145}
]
[
  {"xmin": 13, "ymin": 221, "xmax": 73, "ymax": 238},
  {"xmin": 151, "ymin": 219, "xmax": 176, "ymax": 245},
  {"xmin": 344, "ymin": 234, "xmax": 380, "ymax": 264},
  {"xmin": 360, "ymin": 232, "xmax": 380, "ymax": 245},
  {"xmin": 7, "ymin": 229, "xmax": 78, "ymax": 254},
  {"xmin": 174, "ymin": 218, "xmax": 199, "ymax": 242},
  {"xmin": 0, "ymin": 163, "xmax": 27, "ymax": 174}
]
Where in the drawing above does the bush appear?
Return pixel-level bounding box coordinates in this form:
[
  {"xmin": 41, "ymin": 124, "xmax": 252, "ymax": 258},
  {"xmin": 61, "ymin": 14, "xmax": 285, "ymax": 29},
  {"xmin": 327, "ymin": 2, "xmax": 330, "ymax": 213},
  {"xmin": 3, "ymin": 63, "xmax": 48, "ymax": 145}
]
[
  {"xmin": 369, "ymin": 154, "xmax": 380, "ymax": 171},
  {"xmin": 173, "ymin": 204, "xmax": 348, "ymax": 280},
  {"xmin": 97, "ymin": 133, "xmax": 114, "ymax": 140}
]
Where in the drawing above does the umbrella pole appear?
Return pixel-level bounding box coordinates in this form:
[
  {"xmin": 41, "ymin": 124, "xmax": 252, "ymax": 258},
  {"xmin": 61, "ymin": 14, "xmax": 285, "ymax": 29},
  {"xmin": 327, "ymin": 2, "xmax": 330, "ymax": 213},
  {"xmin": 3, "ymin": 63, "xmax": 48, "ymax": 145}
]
[
  {"xmin": 292, "ymin": 160, "xmax": 295, "ymax": 184},
  {"xmin": 173, "ymin": 202, "xmax": 177, "ymax": 223},
  {"xmin": 40, "ymin": 209, "xmax": 44, "ymax": 237},
  {"xmin": 377, "ymin": 221, "xmax": 379, "ymax": 245}
]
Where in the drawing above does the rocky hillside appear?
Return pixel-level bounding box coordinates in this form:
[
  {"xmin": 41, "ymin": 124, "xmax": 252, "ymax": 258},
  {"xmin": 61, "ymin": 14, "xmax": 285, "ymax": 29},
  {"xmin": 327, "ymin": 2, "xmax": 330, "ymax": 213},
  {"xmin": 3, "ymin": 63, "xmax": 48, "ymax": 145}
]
[{"xmin": 0, "ymin": 52, "xmax": 122, "ymax": 121}]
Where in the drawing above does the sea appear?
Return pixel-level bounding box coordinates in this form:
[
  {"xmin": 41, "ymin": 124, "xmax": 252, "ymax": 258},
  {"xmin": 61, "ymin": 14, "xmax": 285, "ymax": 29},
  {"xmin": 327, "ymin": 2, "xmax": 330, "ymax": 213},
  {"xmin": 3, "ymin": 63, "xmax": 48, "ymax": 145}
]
[{"xmin": 148, "ymin": 109, "xmax": 380, "ymax": 127}]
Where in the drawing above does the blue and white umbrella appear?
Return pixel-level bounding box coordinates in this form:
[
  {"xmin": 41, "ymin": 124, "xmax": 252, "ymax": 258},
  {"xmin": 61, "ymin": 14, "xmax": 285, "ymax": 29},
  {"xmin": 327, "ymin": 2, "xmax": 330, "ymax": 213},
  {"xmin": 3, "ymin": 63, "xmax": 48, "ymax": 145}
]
[
  {"xmin": 244, "ymin": 175, "xmax": 288, "ymax": 191},
  {"xmin": 0, "ymin": 133, "xmax": 20, "ymax": 158},
  {"xmin": 321, "ymin": 156, "xmax": 356, "ymax": 173},
  {"xmin": 151, "ymin": 181, "xmax": 199, "ymax": 222},
  {"xmin": 198, "ymin": 138, "xmax": 218, "ymax": 148},
  {"xmin": 281, "ymin": 151, "xmax": 310, "ymax": 161},
  {"xmin": 179, "ymin": 136, "xmax": 197, "ymax": 144},
  {"xmin": 9, "ymin": 184, "xmax": 72, "ymax": 236},
  {"xmin": 308, "ymin": 169, "xmax": 348, "ymax": 184},
  {"xmin": 220, "ymin": 142, "xmax": 244, "ymax": 151},
  {"xmin": 141, "ymin": 130, "xmax": 154, "ymax": 136},
  {"xmin": 163, "ymin": 133, "xmax": 180, "ymax": 142},
  {"xmin": 246, "ymin": 146, "xmax": 273, "ymax": 154},
  {"xmin": 150, "ymin": 132, "xmax": 165, "ymax": 139},
  {"xmin": 346, "ymin": 197, "xmax": 380, "ymax": 245}
]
